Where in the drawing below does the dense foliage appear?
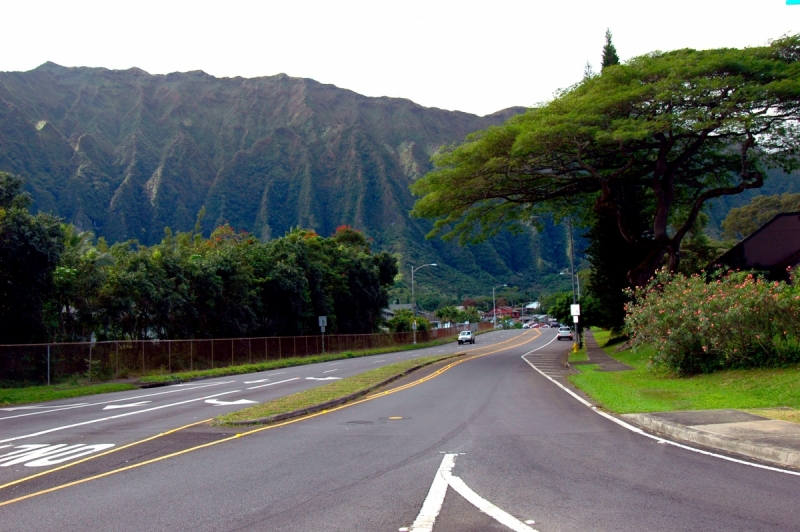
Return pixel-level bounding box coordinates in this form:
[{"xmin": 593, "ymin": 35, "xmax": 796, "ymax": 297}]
[
  {"xmin": 0, "ymin": 175, "xmax": 398, "ymax": 344},
  {"xmin": 0, "ymin": 173, "xmax": 64, "ymax": 343},
  {"xmin": 625, "ymin": 270, "xmax": 800, "ymax": 375}
]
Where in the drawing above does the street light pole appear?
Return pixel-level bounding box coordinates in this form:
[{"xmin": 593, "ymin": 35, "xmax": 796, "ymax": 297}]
[
  {"xmin": 492, "ymin": 284, "xmax": 506, "ymax": 328},
  {"xmin": 411, "ymin": 263, "xmax": 437, "ymax": 344}
]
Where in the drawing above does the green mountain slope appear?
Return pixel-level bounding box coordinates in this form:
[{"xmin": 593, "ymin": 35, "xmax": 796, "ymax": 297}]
[{"xmin": 0, "ymin": 63, "xmax": 572, "ymax": 303}]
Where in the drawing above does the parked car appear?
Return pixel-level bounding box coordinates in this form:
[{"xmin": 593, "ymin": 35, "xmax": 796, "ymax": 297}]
[
  {"xmin": 458, "ymin": 331, "xmax": 475, "ymax": 345},
  {"xmin": 557, "ymin": 327, "xmax": 573, "ymax": 341}
]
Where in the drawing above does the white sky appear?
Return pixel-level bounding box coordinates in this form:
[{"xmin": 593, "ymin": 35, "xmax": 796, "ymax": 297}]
[{"xmin": 4, "ymin": 0, "xmax": 798, "ymax": 116}]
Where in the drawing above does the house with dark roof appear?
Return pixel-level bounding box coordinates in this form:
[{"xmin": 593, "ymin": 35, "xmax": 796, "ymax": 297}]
[{"xmin": 710, "ymin": 212, "xmax": 800, "ymax": 281}]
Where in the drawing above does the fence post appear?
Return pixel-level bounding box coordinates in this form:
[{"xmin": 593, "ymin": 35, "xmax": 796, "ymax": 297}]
[
  {"xmin": 88, "ymin": 343, "xmax": 93, "ymax": 383},
  {"xmin": 211, "ymin": 340, "xmax": 214, "ymax": 369},
  {"xmin": 115, "ymin": 342, "xmax": 119, "ymax": 379},
  {"xmin": 249, "ymin": 339, "xmax": 252, "ymax": 365},
  {"xmin": 47, "ymin": 344, "xmax": 51, "ymax": 385},
  {"xmin": 231, "ymin": 339, "xmax": 234, "ymax": 367},
  {"xmin": 190, "ymin": 341, "xmax": 193, "ymax": 371},
  {"xmin": 168, "ymin": 341, "xmax": 171, "ymax": 374},
  {"xmin": 265, "ymin": 338, "xmax": 268, "ymax": 362},
  {"xmin": 142, "ymin": 342, "xmax": 145, "ymax": 376}
]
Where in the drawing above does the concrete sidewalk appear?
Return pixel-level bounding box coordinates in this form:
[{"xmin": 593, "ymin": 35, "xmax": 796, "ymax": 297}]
[
  {"xmin": 571, "ymin": 329, "xmax": 632, "ymax": 371},
  {"xmin": 623, "ymin": 409, "xmax": 800, "ymax": 469}
]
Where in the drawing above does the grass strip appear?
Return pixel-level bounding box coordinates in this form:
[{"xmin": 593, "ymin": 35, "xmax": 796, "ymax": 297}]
[
  {"xmin": 0, "ymin": 383, "xmax": 137, "ymax": 407},
  {"xmin": 215, "ymin": 354, "xmax": 456, "ymax": 426},
  {"xmin": 567, "ymin": 336, "xmax": 800, "ymax": 414},
  {"xmin": 137, "ymin": 337, "xmax": 458, "ymax": 385}
]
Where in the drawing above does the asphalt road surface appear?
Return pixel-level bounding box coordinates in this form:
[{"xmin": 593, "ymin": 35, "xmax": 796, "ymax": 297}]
[{"xmin": 1, "ymin": 329, "xmax": 799, "ymax": 531}]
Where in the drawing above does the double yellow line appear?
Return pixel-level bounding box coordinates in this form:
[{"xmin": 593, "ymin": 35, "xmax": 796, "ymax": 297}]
[{"xmin": 0, "ymin": 329, "xmax": 540, "ymax": 507}]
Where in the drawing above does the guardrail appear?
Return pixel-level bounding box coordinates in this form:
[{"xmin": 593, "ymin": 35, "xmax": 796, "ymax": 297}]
[{"xmin": 0, "ymin": 322, "xmax": 492, "ymax": 385}]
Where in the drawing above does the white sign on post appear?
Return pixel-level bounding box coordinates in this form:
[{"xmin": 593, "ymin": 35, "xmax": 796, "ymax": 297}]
[
  {"xmin": 570, "ymin": 304, "xmax": 581, "ymax": 316},
  {"xmin": 573, "ymin": 315, "xmax": 579, "ymax": 323},
  {"xmin": 318, "ymin": 316, "xmax": 327, "ymax": 331}
]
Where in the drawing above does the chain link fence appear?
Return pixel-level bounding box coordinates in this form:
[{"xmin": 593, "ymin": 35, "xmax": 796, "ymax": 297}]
[{"xmin": 0, "ymin": 323, "xmax": 492, "ymax": 385}]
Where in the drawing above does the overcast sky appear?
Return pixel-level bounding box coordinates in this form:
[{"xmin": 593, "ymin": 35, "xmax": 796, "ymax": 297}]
[{"xmin": 5, "ymin": 0, "xmax": 798, "ymax": 116}]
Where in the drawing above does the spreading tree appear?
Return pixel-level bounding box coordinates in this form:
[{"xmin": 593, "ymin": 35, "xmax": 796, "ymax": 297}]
[{"xmin": 411, "ymin": 35, "xmax": 800, "ymax": 288}]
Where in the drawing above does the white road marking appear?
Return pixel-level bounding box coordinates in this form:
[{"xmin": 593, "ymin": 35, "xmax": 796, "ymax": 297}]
[
  {"xmin": 0, "ymin": 443, "xmax": 115, "ymax": 467},
  {"xmin": 246, "ymin": 377, "xmax": 299, "ymax": 390},
  {"xmin": 0, "ymin": 390, "xmax": 240, "ymax": 445},
  {"xmin": 323, "ymin": 369, "xmax": 338, "ymax": 374},
  {"xmin": 205, "ymin": 398, "xmax": 257, "ymax": 406},
  {"xmin": 520, "ymin": 351, "xmax": 800, "ymax": 477},
  {"xmin": 410, "ymin": 454, "xmax": 536, "ymax": 532},
  {"xmin": 243, "ymin": 379, "xmax": 270, "ymax": 384},
  {"xmin": 0, "ymin": 381, "xmax": 235, "ymax": 421},
  {"xmin": 306, "ymin": 377, "xmax": 341, "ymax": 381},
  {"xmin": 371, "ymin": 359, "xmax": 386, "ymax": 364},
  {"xmin": 0, "ymin": 404, "xmax": 88, "ymax": 411},
  {"xmin": 102, "ymin": 401, "xmax": 152, "ymax": 410}
]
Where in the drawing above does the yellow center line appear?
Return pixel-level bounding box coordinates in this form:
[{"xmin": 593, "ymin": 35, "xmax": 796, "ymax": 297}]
[{"xmin": 0, "ymin": 329, "xmax": 541, "ymax": 507}]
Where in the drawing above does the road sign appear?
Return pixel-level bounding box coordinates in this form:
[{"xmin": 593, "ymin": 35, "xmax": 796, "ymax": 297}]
[
  {"xmin": 573, "ymin": 315, "xmax": 579, "ymax": 323},
  {"xmin": 571, "ymin": 304, "xmax": 580, "ymax": 316},
  {"xmin": 318, "ymin": 316, "xmax": 327, "ymax": 327}
]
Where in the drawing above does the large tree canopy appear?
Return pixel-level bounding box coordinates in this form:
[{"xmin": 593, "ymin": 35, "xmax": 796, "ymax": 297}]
[{"xmin": 411, "ymin": 36, "xmax": 800, "ymax": 287}]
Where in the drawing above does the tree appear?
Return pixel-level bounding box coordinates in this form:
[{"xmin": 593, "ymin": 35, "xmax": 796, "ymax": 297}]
[
  {"xmin": 601, "ymin": 29, "xmax": 620, "ymax": 69},
  {"xmin": 721, "ymin": 192, "xmax": 800, "ymax": 239},
  {"xmin": 411, "ymin": 35, "xmax": 800, "ymax": 288},
  {"xmin": 0, "ymin": 173, "xmax": 64, "ymax": 343}
]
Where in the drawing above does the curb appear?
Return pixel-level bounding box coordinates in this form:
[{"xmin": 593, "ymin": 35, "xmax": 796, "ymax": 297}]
[
  {"xmin": 223, "ymin": 353, "xmax": 466, "ymax": 426},
  {"xmin": 622, "ymin": 413, "xmax": 800, "ymax": 469}
]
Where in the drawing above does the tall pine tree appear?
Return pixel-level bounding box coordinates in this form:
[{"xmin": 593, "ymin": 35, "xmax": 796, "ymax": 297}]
[{"xmin": 602, "ymin": 29, "xmax": 620, "ymax": 69}]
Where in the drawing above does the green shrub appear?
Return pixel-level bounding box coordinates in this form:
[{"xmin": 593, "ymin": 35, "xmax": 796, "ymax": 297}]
[{"xmin": 625, "ymin": 270, "xmax": 800, "ymax": 374}]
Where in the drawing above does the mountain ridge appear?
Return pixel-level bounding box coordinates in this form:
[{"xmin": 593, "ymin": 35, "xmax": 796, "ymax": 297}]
[{"xmin": 0, "ymin": 62, "xmax": 566, "ymax": 302}]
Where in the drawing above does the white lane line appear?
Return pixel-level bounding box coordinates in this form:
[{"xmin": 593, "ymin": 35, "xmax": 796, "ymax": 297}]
[
  {"xmin": 323, "ymin": 369, "xmax": 338, "ymax": 374},
  {"xmin": 520, "ymin": 352, "xmax": 800, "ymax": 477},
  {"xmin": 410, "ymin": 454, "xmax": 536, "ymax": 532},
  {"xmin": 306, "ymin": 376, "xmax": 341, "ymax": 381},
  {"xmin": 371, "ymin": 359, "xmax": 386, "ymax": 364},
  {"xmin": 327, "ymin": 363, "xmax": 341, "ymax": 366},
  {"xmin": 409, "ymin": 454, "xmax": 452, "ymax": 532},
  {"xmin": 102, "ymin": 401, "xmax": 152, "ymax": 411},
  {"xmin": 0, "ymin": 390, "xmax": 240, "ymax": 445},
  {"xmin": 246, "ymin": 377, "xmax": 299, "ymax": 390},
  {"xmin": 0, "ymin": 381, "xmax": 235, "ymax": 421},
  {"xmin": 0, "ymin": 403, "xmax": 88, "ymax": 411}
]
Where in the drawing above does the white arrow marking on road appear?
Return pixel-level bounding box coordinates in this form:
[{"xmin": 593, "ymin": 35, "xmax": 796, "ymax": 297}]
[
  {"xmin": 102, "ymin": 401, "xmax": 152, "ymax": 410},
  {"xmin": 410, "ymin": 453, "xmax": 536, "ymax": 532},
  {"xmin": 243, "ymin": 379, "xmax": 270, "ymax": 384},
  {"xmin": 247, "ymin": 377, "xmax": 299, "ymax": 390},
  {"xmin": 305, "ymin": 376, "xmax": 341, "ymax": 381},
  {"xmin": 205, "ymin": 398, "xmax": 258, "ymax": 406}
]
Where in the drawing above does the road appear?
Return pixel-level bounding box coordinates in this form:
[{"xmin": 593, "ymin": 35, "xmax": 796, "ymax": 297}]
[{"xmin": 1, "ymin": 329, "xmax": 799, "ymax": 531}]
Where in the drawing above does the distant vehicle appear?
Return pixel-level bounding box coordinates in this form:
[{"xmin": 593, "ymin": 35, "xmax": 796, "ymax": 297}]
[
  {"xmin": 458, "ymin": 331, "xmax": 476, "ymax": 345},
  {"xmin": 556, "ymin": 327, "xmax": 573, "ymax": 341}
]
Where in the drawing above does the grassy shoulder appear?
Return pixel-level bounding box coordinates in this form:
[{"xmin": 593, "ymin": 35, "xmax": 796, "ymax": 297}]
[
  {"xmin": 568, "ymin": 333, "xmax": 800, "ymax": 415},
  {"xmin": 138, "ymin": 337, "xmax": 457, "ymax": 384},
  {"xmin": 0, "ymin": 382, "xmax": 137, "ymax": 407},
  {"xmin": 215, "ymin": 354, "xmax": 455, "ymax": 425}
]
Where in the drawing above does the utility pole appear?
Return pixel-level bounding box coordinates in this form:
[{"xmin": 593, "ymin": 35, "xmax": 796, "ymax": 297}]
[{"xmin": 411, "ymin": 263, "xmax": 437, "ymax": 344}]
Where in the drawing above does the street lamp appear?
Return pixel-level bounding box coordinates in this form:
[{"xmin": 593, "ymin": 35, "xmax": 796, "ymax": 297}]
[
  {"xmin": 411, "ymin": 263, "xmax": 437, "ymax": 344},
  {"xmin": 492, "ymin": 284, "xmax": 506, "ymax": 329}
]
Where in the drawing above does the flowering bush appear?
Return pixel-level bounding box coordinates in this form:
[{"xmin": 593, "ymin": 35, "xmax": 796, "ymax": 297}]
[{"xmin": 625, "ymin": 269, "xmax": 800, "ymax": 374}]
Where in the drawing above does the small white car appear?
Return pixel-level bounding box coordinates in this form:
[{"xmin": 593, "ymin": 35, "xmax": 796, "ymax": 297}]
[
  {"xmin": 458, "ymin": 331, "xmax": 475, "ymax": 345},
  {"xmin": 556, "ymin": 326, "xmax": 573, "ymax": 341}
]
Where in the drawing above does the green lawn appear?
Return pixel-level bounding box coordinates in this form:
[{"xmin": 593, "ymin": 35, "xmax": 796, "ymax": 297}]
[
  {"xmin": 0, "ymin": 383, "xmax": 137, "ymax": 407},
  {"xmin": 215, "ymin": 354, "xmax": 455, "ymax": 425},
  {"xmin": 568, "ymin": 332, "xmax": 800, "ymax": 414}
]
